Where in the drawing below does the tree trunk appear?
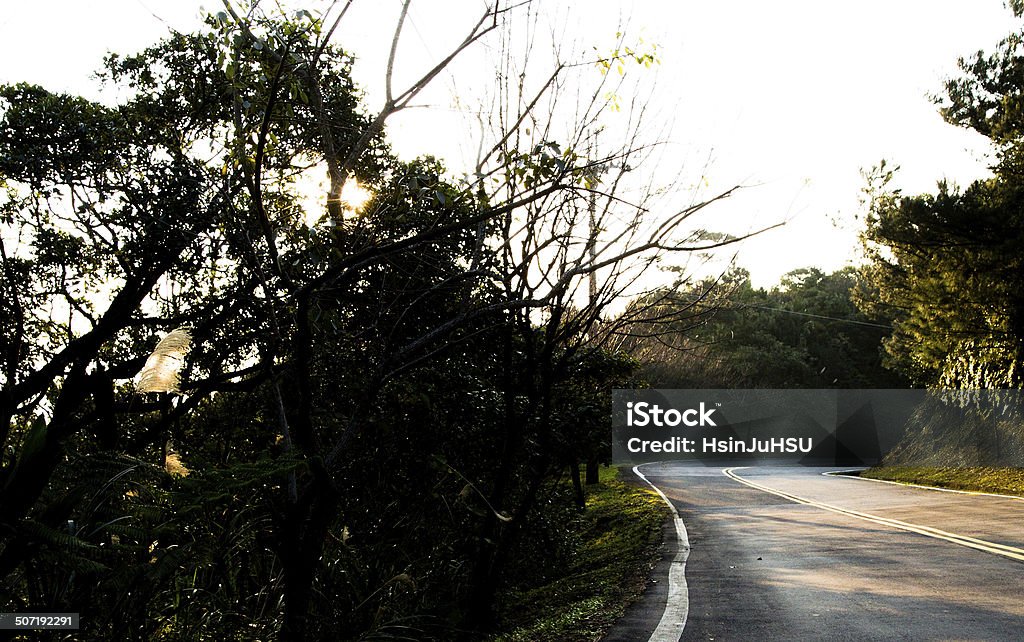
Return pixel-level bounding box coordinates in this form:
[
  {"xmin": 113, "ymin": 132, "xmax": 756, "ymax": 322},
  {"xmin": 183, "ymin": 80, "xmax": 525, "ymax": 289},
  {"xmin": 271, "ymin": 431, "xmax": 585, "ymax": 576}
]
[
  {"xmin": 570, "ymin": 461, "xmax": 585, "ymax": 508},
  {"xmin": 277, "ymin": 486, "xmax": 339, "ymax": 641},
  {"xmin": 280, "ymin": 547, "xmax": 315, "ymax": 641},
  {"xmin": 585, "ymin": 458, "xmax": 600, "ymax": 485}
]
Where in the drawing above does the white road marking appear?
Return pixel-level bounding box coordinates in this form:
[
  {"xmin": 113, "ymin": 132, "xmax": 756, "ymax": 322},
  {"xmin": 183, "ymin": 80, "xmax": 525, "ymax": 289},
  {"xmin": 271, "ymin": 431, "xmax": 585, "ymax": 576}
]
[
  {"xmin": 822, "ymin": 469, "xmax": 1024, "ymax": 502},
  {"xmin": 724, "ymin": 467, "xmax": 1024, "ymax": 563},
  {"xmin": 633, "ymin": 464, "xmax": 690, "ymax": 642}
]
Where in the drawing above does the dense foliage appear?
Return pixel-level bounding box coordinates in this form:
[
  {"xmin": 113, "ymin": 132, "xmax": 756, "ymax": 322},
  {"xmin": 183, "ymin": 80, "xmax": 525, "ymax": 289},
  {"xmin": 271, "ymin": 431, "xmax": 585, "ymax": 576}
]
[
  {"xmin": 856, "ymin": 8, "xmax": 1024, "ymax": 388},
  {"xmin": 0, "ymin": 9, "xmax": 649, "ymax": 641},
  {"xmin": 616, "ymin": 267, "xmax": 904, "ymax": 389}
]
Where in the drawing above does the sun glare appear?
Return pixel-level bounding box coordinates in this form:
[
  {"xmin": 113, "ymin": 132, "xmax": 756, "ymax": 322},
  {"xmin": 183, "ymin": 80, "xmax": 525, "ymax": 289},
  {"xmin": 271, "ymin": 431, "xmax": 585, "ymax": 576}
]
[
  {"xmin": 297, "ymin": 163, "xmax": 373, "ymax": 227},
  {"xmin": 339, "ymin": 179, "xmax": 372, "ymax": 213}
]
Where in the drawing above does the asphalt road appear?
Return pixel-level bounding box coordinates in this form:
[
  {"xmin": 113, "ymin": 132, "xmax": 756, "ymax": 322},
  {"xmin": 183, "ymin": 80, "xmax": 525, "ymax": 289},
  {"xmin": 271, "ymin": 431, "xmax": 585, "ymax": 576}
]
[{"xmin": 604, "ymin": 462, "xmax": 1024, "ymax": 642}]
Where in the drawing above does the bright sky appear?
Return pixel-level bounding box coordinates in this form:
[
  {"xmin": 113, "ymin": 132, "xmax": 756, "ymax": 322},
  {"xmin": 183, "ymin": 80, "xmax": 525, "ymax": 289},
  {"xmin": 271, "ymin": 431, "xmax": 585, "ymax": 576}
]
[{"xmin": 0, "ymin": 1, "xmax": 1016, "ymax": 287}]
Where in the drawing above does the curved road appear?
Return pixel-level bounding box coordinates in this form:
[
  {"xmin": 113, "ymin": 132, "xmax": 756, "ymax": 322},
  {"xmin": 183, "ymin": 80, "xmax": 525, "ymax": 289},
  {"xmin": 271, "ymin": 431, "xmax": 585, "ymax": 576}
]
[{"xmin": 605, "ymin": 463, "xmax": 1024, "ymax": 641}]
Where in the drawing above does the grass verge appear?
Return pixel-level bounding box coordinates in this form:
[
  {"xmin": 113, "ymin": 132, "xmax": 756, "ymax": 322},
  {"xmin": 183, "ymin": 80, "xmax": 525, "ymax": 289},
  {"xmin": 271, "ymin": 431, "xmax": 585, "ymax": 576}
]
[
  {"xmin": 860, "ymin": 466, "xmax": 1024, "ymax": 497},
  {"xmin": 488, "ymin": 466, "xmax": 668, "ymax": 642}
]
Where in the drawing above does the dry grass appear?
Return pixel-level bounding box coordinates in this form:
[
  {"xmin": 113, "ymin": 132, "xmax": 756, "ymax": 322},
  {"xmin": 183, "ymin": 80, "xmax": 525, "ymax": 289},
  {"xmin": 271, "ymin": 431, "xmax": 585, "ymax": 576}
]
[{"xmin": 860, "ymin": 466, "xmax": 1024, "ymax": 497}]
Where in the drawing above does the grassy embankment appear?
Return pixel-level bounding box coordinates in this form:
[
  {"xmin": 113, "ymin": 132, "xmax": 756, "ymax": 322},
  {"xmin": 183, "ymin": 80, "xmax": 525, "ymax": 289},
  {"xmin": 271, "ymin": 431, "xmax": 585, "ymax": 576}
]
[
  {"xmin": 489, "ymin": 466, "xmax": 668, "ymax": 642},
  {"xmin": 862, "ymin": 400, "xmax": 1024, "ymax": 497},
  {"xmin": 860, "ymin": 466, "xmax": 1024, "ymax": 497}
]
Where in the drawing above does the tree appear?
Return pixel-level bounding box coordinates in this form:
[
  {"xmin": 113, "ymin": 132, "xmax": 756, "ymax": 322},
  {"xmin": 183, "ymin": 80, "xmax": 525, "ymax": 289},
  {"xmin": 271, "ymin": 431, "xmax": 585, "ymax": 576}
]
[
  {"xmin": 857, "ymin": 4, "xmax": 1024, "ymax": 388},
  {"xmin": 857, "ymin": 167, "xmax": 1024, "ymax": 387},
  {"xmin": 0, "ymin": 2, "xmax": 756, "ymax": 639},
  {"xmin": 615, "ymin": 267, "xmax": 903, "ymax": 389}
]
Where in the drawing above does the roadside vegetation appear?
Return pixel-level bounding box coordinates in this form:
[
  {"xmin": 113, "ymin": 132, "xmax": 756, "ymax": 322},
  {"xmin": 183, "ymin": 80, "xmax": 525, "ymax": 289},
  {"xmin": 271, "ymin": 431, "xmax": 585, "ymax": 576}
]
[
  {"xmin": 0, "ymin": 3, "xmax": 723, "ymax": 639},
  {"xmin": 491, "ymin": 466, "xmax": 667, "ymax": 642},
  {"xmin": 860, "ymin": 467, "xmax": 1024, "ymax": 498},
  {"xmin": 849, "ymin": 4, "xmax": 1024, "ymax": 482}
]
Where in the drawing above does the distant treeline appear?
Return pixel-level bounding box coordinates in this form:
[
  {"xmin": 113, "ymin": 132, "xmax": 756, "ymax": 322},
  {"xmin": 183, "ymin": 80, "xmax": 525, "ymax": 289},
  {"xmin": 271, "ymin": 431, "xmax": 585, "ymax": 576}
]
[{"xmin": 614, "ymin": 267, "xmax": 906, "ymax": 390}]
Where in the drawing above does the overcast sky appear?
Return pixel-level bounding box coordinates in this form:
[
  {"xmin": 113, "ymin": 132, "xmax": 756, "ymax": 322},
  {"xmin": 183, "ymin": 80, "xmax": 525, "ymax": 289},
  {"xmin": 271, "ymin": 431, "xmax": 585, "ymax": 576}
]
[{"xmin": 0, "ymin": 1, "xmax": 1016, "ymax": 286}]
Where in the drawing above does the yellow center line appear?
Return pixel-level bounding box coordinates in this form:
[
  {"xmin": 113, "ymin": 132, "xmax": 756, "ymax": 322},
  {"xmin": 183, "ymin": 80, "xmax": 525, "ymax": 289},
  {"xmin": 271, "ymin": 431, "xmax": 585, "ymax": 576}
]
[{"xmin": 723, "ymin": 467, "xmax": 1024, "ymax": 564}]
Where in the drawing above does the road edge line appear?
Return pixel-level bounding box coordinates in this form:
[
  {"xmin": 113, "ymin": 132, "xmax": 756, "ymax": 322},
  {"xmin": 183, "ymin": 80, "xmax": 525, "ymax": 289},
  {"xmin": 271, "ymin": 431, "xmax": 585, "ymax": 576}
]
[
  {"xmin": 724, "ymin": 467, "xmax": 1024, "ymax": 563},
  {"xmin": 821, "ymin": 469, "xmax": 1024, "ymax": 502},
  {"xmin": 633, "ymin": 463, "xmax": 690, "ymax": 642}
]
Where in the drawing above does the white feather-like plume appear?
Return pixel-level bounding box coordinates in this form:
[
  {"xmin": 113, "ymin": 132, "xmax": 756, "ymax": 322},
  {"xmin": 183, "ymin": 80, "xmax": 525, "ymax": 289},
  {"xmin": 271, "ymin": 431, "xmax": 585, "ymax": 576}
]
[{"xmin": 135, "ymin": 328, "xmax": 192, "ymax": 394}]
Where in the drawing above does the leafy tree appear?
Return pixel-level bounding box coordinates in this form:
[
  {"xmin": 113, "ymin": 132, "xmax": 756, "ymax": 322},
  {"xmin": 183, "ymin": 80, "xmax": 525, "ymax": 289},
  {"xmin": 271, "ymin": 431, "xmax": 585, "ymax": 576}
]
[
  {"xmin": 857, "ymin": 167, "xmax": 1024, "ymax": 387},
  {"xmin": 858, "ymin": 4, "xmax": 1024, "ymax": 388},
  {"xmin": 0, "ymin": 3, "xmax": 751, "ymax": 640},
  {"xmin": 616, "ymin": 267, "xmax": 903, "ymax": 389}
]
